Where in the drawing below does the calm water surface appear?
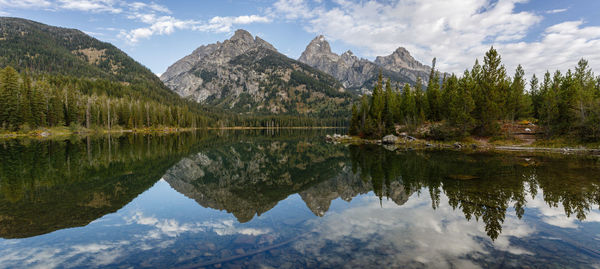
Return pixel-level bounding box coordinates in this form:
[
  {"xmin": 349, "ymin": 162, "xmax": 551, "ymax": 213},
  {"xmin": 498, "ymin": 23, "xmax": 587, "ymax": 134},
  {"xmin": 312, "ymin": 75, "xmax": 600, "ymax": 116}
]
[{"xmin": 0, "ymin": 130, "xmax": 599, "ymax": 268}]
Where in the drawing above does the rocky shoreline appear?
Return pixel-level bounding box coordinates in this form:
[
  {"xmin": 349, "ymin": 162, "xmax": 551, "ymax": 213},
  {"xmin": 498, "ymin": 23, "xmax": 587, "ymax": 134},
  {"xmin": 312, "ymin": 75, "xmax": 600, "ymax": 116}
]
[{"xmin": 326, "ymin": 134, "xmax": 600, "ymax": 157}]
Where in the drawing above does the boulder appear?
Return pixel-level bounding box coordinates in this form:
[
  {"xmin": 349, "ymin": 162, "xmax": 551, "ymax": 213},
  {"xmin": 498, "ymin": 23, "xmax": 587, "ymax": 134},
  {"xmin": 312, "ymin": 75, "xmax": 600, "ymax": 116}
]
[
  {"xmin": 383, "ymin": 145, "xmax": 398, "ymax": 151},
  {"xmin": 382, "ymin": 135, "xmax": 399, "ymax": 144}
]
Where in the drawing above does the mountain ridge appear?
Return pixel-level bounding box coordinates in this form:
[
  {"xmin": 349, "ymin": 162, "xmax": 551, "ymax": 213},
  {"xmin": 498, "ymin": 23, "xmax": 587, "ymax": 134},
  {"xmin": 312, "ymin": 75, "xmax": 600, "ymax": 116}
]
[
  {"xmin": 298, "ymin": 35, "xmax": 432, "ymax": 92},
  {"xmin": 161, "ymin": 29, "xmax": 353, "ymax": 117}
]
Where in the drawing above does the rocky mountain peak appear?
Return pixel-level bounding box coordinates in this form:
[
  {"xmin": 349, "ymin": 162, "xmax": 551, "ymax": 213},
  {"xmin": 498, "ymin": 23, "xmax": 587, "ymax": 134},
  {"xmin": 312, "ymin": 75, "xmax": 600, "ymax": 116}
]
[
  {"xmin": 340, "ymin": 50, "xmax": 358, "ymax": 64},
  {"xmin": 298, "ymin": 35, "xmax": 432, "ymax": 91},
  {"xmin": 342, "ymin": 50, "xmax": 354, "ymax": 56},
  {"xmin": 374, "ymin": 46, "xmax": 430, "ymax": 73},
  {"xmin": 298, "ymin": 35, "xmax": 336, "ymax": 63},
  {"xmin": 393, "ymin": 47, "xmax": 410, "ymax": 55},
  {"xmin": 160, "ymin": 29, "xmax": 349, "ymax": 114},
  {"xmin": 230, "ymin": 29, "xmax": 254, "ymax": 44}
]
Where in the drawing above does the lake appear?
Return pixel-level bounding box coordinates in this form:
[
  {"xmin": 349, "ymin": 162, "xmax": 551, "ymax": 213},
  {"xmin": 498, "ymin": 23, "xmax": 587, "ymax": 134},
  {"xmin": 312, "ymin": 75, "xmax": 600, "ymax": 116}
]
[{"xmin": 0, "ymin": 130, "xmax": 599, "ymax": 268}]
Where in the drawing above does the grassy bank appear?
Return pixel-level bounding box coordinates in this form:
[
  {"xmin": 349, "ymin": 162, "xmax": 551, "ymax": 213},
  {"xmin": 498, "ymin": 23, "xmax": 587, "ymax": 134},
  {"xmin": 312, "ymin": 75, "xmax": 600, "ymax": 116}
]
[
  {"xmin": 0, "ymin": 126, "xmax": 202, "ymax": 139},
  {"xmin": 329, "ymin": 134, "xmax": 600, "ymax": 157},
  {"xmin": 0, "ymin": 126, "xmax": 345, "ymax": 139}
]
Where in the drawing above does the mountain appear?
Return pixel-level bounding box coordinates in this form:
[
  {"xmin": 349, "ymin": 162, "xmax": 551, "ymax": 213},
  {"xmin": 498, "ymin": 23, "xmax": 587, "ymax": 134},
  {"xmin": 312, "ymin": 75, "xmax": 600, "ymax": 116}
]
[
  {"xmin": 161, "ymin": 30, "xmax": 353, "ymax": 117},
  {"xmin": 298, "ymin": 35, "xmax": 431, "ymax": 93},
  {"xmin": 0, "ymin": 17, "xmax": 178, "ymax": 102},
  {"xmin": 162, "ymin": 137, "xmax": 413, "ymax": 223}
]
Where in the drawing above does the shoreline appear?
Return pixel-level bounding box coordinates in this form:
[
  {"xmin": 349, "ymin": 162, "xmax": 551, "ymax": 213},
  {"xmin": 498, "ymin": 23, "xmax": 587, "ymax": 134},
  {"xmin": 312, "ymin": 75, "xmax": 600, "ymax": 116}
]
[
  {"xmin": 0, "ymin": 126, "xmax": 344, "ymax": 139},
  {"xmin": 327, "ymin": 135, "xmax": 600, "ymax": 157}
]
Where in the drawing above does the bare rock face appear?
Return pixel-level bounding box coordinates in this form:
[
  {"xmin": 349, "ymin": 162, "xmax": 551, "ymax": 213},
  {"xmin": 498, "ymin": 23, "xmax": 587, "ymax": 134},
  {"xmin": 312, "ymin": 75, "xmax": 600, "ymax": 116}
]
[
  {"xmin": 160, "ymin": 29, "xmax": 273, "ymax": 103},
  {"xmin": 298, "ymin": 35, "xmax": 432, "ymax": 93},
  {"xmin": 299, "ymin": 36, "xmax": 377, "ymax": 90},
  {"xmin": 374, "ymin": 47, "xmax": 430, "ymax": 74},
  {"xmin": 160, "ymin": 30, "xmax": 351, "ymax": 115}
]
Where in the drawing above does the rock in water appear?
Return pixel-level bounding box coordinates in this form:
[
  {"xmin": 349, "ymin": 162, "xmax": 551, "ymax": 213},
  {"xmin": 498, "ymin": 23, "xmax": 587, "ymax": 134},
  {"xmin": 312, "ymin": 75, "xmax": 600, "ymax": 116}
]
[{"xmin": 382, "ymin": 135, "xmax": 399, "ymax": 144}]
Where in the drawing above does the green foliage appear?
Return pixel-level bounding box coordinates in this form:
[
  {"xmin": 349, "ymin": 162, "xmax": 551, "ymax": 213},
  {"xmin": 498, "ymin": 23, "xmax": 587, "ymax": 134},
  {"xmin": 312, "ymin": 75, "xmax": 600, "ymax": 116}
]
[
  {"xmin": 426, "ymin": 58, "xmax": 443, "ymax": 121},
  {"xmin": 0, "ymin": 66, "xmax": 21, "ymax": 130},
  {"xmin": 0, "ymin": 17, "xmax": 178, "ymax": 104},
  {"xmin": 0, "ymin": 67, "xmax": 210, "ymax": 131},
  {"xmin": 446, "ymin": 73, "xmax": 475, "ymax": 135},
  {"xmin": 348, "ymin": 46, "xmax": 600, "ymax": 142},
  {"xmin": 195, "ymin": 69, "xmax": 218, "ymax": 83}
]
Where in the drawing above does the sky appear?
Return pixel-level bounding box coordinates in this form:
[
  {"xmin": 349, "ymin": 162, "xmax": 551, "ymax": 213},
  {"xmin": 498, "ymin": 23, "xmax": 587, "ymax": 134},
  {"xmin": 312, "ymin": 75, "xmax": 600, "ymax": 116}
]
[{"xmin": 1, "ymin": 0, "xmax": 599, "ymax": 79}]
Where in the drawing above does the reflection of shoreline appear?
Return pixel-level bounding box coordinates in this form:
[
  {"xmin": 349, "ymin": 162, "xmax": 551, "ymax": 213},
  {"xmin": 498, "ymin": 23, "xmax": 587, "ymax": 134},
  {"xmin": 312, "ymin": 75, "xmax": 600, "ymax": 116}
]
[
  {"xmin": 0, "ymin": 133, "xmax": 203, "ymax": 239},
  {"xmin": 165, "ymin": 141, "xmax": 600, "ymax": 241},
  {"xmin": 163, "ymin": 141, "xmax": 416, "ymax": 223}
]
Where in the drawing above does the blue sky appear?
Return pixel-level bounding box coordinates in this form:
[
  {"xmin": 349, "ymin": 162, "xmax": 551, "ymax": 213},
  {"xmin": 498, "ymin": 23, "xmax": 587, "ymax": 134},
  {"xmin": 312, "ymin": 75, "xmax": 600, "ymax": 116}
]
[{"xmin": 1, "ymin": 0, "xmax": 599, "ymax": 78}]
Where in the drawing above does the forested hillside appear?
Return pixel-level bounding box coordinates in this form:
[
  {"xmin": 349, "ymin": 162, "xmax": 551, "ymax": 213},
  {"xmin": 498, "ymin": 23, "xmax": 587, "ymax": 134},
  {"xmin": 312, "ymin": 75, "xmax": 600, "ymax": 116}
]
[
  {"xmin": 0, "ymin": 17, "xmax": 212, "ymax": 132},
  {"xmin": 350, "ymin": 47, "xmax": 600, "ymax": 142},
  {"xmin": 0, "ymin": 17, "xmax": 174, "ymax": 102}
]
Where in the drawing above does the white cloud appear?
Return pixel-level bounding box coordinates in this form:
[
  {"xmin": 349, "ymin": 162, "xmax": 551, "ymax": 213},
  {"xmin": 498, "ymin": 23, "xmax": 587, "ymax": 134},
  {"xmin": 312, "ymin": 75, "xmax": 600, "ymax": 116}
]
[
  {"xmin": 57, "ymin": 0, "xmax": 122, "ymax": 13},
  {"xmin": 524, "ymin": 185, "xmax": 600, "ymax": 229},
  {"xmin": 196, "ymin": 15, "xmax": 271, "ymax": 33},
  {"xmin": 270, "ymin": 0, "xmax": 314, "ymax": 19},
  {"xmin": 546, "ymin": 8, "xmax": 568, "ymax": 14},
  {"xmin": 271, "ymin": 0, "xmax": 600, "ymax": 77},
  {"xmin": 0, "ymin": 0, "xmax": 270, "ymax": 44},
  {"xmin": 120, "ymin": 13, "xmax": 271, "ymax": 43},
  {"xmin": 128, "ymin": 1, "xmax": 170, "ymax": 14},
  {"xmin": 119, "ymin": 14, "xmax": 200, "ymax": 43},
  {"xmin": 294, "ymin": 193, "xmax": 534, "ymax": 268},
  {"xmin": 0, "ymin": 0, "xmax": 51, "ymax": 8}
]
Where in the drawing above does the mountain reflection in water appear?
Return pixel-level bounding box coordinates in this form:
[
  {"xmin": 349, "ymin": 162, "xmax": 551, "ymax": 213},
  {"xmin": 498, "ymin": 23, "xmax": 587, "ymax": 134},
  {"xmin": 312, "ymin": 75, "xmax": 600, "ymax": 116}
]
[
  {"xmin": 0, "ymin": 130, "xmax": 599, "ymax": 268},
  {"xmin": 163, "ymin": 141, "xmax": 600, "ymax": 241}
]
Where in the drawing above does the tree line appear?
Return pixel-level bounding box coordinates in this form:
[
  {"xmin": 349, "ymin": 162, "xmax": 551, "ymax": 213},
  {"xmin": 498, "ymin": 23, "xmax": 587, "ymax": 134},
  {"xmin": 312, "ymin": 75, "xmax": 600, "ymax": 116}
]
[
  {"xmin": 350, "ymin": 47, "xmax": 600, "ymax": 141},
  {"xmin": 0, "ymin": 66, "xmax": 210, "ymax": 132},
  {"xmin": 0, "ymin": 65, "xmax": 350, "ymax": 132}
]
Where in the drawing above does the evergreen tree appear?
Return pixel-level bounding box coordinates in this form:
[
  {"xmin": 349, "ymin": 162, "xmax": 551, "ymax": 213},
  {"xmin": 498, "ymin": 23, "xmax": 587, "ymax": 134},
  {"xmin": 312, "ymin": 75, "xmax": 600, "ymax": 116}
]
[
  {"xmin": 539, "ymin": 71, "xmax": 560, "ymax": 135},
  {"xmin": 426, "ymin": 58, "xmax": 442, "ymax": 121},
  {"xmin": 474, "ymin": 47, "xmax": 505, "ymax": 135},
  {"xmin": 401, "ymin": 83, "xmax": 417, "ymax": 127},
  {"xmin": 0, "ymin": 67, "xmax": 22, "ymax": 130},
  {"xmin": 20, "ymin": 72, "xmax": 33, "ymax": 128},
  {"xmin": 349, "ymin": 103, "xmax": 360, "ymax": 135},
  {"xmin": 507, "ymin": 64, "xmax": 527, "ymax": 121},
  {"xmin": 451, "ymin": 72, "xmax": 475, "ymax": 135},
  {"xmin": 30, "ymin": 80, "xmax": 48, "ymax": 128},
  {"xmin": 47, "ymin": 88, "xmax": 64, "ymax": 126},
  {"xmin": 414, "ymin": 78, "xmax": 427, "ymax": 124},
  {"xmin": 529, "ymin": 74, "xmax": 540, "ymax": 119},
  {"xmin": 573, "ymin": 59, "xmax": 598, "ymax": 140},
  {"xmin": 370, "ymin": 72, "xmax": 386, "ymax": 137},
  {"xmin": 383, "ymin": 79, "xmax": 395, "ymax": 133}
]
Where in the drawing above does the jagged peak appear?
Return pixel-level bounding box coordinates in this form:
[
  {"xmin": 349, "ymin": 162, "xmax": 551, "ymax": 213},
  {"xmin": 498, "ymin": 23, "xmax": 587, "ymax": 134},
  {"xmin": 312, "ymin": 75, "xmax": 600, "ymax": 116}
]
[
  {"xmin": 342, "ymin": 50, "xmax": 354, "ymax": 56},
  {"xmin": 230, "ymin": 29, "xmax": 254, "ymax": 43},
  {"xmin": 308, "ymin": 35, "xmax": 331, "ymax": 50},
  {"xmin": 316, "ymin": 35, "xmax": 326, "ymax": 42},
  {"xmin": 393, "ymin": 47, "xmax": 410, "ymax": 55}
]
